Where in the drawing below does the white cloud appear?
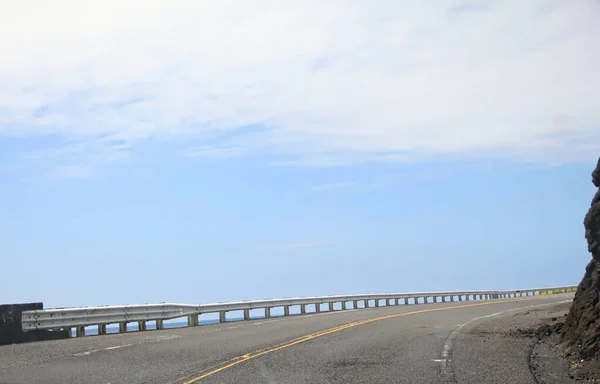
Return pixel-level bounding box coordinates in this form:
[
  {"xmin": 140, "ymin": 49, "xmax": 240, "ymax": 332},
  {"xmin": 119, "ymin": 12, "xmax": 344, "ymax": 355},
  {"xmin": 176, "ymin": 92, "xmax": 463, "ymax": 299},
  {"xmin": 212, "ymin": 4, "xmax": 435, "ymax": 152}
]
[
  {"xmin": 46, "ymin": 165, "xmax": 90, "ymax": 181},
  {"xmin": 1, "ymin": 0, "xmax": 599, "ymax": 166},
  {"xmin": 182, "ymin": 146, "xmax": 244, "ymax": 159}
]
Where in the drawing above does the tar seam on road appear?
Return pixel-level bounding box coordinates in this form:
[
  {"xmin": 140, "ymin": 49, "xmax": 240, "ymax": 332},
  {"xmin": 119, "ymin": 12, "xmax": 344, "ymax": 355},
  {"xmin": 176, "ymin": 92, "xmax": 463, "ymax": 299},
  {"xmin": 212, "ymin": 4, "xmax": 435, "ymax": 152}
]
[
  {"xmin": 174, "ymin": 297, "xmax": 558, "ymax": 384},
  {"xmin": 439, "ymin": 300, "xmax": 572, "ymax": 384}
]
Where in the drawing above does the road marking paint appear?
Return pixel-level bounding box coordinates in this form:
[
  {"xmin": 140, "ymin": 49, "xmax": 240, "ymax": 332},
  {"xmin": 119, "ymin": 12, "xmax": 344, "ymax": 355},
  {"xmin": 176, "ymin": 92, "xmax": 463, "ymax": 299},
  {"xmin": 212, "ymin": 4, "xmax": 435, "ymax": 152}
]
[
  {"xmin": 73, "ymin": 343, "xmax": 135, "ymax": 356},
  {"xmin": 105, "ymin": 344, "xmax": 133, "ymax": 350},
  {"xmin": 179, "ymin": 296, "xmax": 567, "ymax": 383},
  {"xmin": 438, "ymin": 299, "xmax": 572, "ymax": 383},
  {"xmin": 72, "ymin": 310, "xmax": 363, "ymax": 359}
]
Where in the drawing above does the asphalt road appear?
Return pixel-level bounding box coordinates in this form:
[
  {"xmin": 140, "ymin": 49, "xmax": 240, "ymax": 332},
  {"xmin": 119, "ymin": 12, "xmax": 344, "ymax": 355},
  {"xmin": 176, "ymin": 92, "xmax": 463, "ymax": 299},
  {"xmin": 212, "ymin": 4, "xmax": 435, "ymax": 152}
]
[{"xmin": 0, "ymin": 294, "xmax": 573, "ymax": 384}]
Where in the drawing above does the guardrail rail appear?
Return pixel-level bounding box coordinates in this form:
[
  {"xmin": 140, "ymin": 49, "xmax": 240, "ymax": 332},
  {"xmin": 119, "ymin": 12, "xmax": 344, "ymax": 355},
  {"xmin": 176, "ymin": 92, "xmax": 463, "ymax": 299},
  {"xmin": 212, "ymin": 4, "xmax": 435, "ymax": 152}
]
[{"xmin": 21, "ymin": 286, "xmax": 577, "ymax": 338}]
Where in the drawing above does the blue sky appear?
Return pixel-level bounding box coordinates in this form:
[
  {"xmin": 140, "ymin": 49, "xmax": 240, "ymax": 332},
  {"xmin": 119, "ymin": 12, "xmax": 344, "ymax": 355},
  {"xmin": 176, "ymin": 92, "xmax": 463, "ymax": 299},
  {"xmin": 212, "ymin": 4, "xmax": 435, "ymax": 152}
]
[{"xmin": 0, "ymin": 1, "xmax": 599, "ymax": 307}]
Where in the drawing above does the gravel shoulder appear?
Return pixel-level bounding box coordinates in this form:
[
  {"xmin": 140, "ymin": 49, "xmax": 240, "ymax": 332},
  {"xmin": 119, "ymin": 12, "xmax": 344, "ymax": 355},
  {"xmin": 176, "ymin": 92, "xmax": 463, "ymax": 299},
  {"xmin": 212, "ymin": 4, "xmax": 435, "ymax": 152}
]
[{"xmin": 451, "ymin": 300, "xmax": 580, "ymax": 384}]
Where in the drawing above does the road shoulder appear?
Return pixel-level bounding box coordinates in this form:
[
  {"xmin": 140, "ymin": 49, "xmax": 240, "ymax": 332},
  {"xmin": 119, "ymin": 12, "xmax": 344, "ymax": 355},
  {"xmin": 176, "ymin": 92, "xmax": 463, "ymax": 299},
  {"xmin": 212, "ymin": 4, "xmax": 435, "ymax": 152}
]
[{"xmin": 449, "ymin": 301, "xmax": 577, "ymax": 384}]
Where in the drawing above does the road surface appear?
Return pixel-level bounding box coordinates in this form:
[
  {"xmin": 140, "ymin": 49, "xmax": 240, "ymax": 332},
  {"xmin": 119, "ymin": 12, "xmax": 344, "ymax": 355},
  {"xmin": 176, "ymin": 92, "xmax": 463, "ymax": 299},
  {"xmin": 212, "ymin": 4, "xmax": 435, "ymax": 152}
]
[{"xmin": 0, "ymin": 294, "xmax": 573, "ymax": 384}]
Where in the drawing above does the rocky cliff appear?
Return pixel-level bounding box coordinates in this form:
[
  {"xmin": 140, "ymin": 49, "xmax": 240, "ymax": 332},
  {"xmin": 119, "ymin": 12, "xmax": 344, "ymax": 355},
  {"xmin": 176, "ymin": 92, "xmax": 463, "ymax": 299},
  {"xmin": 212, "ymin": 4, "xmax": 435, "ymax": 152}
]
[{"xmin": 561, "ymin": 157, "xmax": 600, "ymax": 359}]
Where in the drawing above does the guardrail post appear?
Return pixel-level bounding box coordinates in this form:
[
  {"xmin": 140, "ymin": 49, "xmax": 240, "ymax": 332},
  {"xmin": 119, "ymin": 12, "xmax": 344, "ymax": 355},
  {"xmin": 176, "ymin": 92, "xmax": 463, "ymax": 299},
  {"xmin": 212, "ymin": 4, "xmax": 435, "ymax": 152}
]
[
  {"xmin": 187, "ymin": 315, "xmax": 198, "ymax": 327},
  {"xmin": 265, "ymin": 307, "xmax": 272, "ymax": 318},
  {"xmin": 328, "ymin": 302, "xmax": 334, "ymax": 311},
  {"xmin": 364, "ymin": 299, "xmax": 369, "ymax": 308},
  {"xmin": 156, "ymin": 320, "xmax": 164, "ymax": 330},
  {"xmin": 341, "ymin": 301, "xmax": 347, "ymax": 310},
  {"xmin": 353, "ymin": 300, "xmax": 358, "ymax": 309},
  {"xmin": 442, "ymin": 296, "xmax": 446, "ymax": 303},
  {"xmin": 450, "ymin": 296, "xmax": 455, "ymax": 302},
  {"xmin": 375, "ymin": 299, "xmax": 380, "ymax": 308},
  {"xmin": 315, "ymin": 303, "xmax": 321, "ymax": 313},
  {"xmin": 404, "ymin": 298, "xmax": 409, "ymax": 305},
  {"xmin": 219, "ymin": 311, "xmax": 226, "ymax": 323},
  {"xmin": 284, "ymin": 305, "xmax": 290, "ymax": 316},
  {"xmin": 300, "ymin": 304, "xmax": 306, "ymax": 314},
  {"xmin": 244, "ymin": 309, "xmax": 250, "ymax": 320},
  {"xmin": 98, "ymin": 324, "xmax": 106, "ymax": 335},
  {"xmin": 119, "ymin": 322, "xmax": 127, "ymax": 333},
  {"xmin": 386, "ymin": 299, "xmax": 391, "ymax": 306},
  {"xmin": 76, "ymin": 326, "xmax": 85, "ymax": 337},
  {"xmin": 138, "ymin": 320, "xmax": 147, "ymax": 331}
]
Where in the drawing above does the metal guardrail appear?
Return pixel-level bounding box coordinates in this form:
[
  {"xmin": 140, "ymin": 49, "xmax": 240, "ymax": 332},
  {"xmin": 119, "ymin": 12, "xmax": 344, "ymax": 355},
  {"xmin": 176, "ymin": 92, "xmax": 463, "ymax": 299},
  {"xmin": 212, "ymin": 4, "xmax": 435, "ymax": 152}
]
[{"xmin": 21, "ymin": 285, "xmax": 577, "ymax": 338}]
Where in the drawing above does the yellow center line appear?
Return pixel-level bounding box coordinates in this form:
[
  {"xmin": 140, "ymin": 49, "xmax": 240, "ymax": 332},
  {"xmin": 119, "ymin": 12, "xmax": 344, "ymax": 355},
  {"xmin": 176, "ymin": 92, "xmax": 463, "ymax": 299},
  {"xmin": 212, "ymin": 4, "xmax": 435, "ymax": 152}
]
[{"xmin": 179, "ymin": 296, "xmax": 550, "ymax": 384}]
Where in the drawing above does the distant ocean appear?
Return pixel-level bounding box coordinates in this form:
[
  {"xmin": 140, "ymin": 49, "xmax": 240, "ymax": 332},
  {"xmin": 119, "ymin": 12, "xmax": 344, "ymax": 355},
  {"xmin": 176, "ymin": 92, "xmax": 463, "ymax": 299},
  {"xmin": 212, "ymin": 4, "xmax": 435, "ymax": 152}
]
[{"xmin": 72, "ymin": 314, "xmax": 287, "ymax": 337}]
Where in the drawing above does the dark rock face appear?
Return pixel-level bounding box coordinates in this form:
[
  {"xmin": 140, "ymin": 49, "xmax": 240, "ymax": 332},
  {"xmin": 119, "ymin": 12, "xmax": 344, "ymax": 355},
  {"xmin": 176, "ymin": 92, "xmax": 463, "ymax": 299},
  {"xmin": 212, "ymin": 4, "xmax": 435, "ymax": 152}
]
[{"xmin": 561, "ymin": 157, "xmax": 600, "ymax": 359}]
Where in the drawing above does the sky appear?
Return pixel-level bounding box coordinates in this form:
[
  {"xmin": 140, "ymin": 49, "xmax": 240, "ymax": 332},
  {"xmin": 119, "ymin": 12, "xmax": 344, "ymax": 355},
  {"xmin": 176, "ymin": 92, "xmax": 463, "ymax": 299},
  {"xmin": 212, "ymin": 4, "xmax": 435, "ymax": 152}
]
[{"xmin": 0, "ymin": 1, "xmax": 599, "ymax": 308}]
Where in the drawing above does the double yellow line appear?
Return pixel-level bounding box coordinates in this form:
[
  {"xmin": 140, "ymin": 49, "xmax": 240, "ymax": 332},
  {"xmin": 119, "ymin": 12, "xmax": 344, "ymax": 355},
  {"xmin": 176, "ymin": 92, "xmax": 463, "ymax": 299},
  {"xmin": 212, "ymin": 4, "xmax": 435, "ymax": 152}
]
[{"xmin": 172, "ymin": 297, "xmax": 545, "ymax": 383}]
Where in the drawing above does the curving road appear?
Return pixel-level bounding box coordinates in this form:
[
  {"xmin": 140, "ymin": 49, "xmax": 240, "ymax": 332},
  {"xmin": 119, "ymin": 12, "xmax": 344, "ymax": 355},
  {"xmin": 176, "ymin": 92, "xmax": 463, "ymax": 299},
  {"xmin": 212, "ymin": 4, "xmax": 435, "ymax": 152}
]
[{"xmin": 0, "ymin": 294, "xmax": 573, "ymax": 384}]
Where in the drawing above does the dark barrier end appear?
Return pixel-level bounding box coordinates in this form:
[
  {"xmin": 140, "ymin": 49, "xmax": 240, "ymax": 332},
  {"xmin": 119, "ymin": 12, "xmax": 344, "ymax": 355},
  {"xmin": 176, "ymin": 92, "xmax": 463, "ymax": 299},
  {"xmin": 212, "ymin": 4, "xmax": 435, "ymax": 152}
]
[{"xmin": 0, "ymin": 303, "xmax": 69, "ymax": 346}]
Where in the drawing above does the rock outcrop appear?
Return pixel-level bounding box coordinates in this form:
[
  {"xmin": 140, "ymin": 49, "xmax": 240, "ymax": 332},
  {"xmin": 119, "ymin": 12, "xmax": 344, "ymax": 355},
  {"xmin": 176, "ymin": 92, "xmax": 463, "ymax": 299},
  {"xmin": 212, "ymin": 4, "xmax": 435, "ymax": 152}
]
[{"xmin": 561, "ymin": 157, "xmax": 600, "ymax": 359}]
